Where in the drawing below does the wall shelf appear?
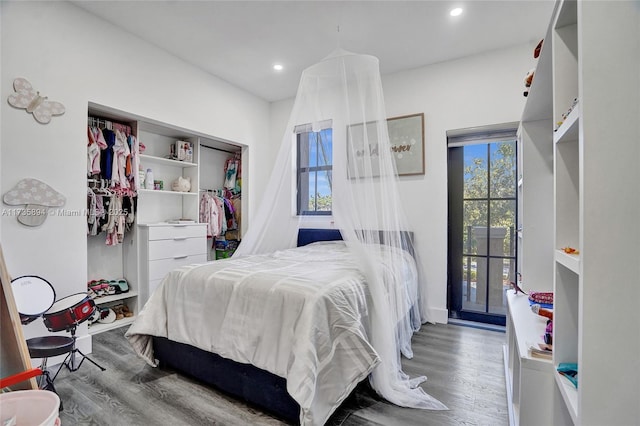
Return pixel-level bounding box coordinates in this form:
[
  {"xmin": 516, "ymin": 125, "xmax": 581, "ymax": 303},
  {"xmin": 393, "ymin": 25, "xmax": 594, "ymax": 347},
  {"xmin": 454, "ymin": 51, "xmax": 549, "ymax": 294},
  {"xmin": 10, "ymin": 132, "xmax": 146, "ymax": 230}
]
[
  {"xmin": 139, "ymin": 154, "xmax": 197, "ymax": 168},
  {"xmin": 138, "ymin": 188, "xmax": 198, "ymax": 196},
  {"xmin": 554, "ymin": 371, "xmax": 578, "ymax": 424},
  {"xmin": 88, "ymin": 316, "xmax": 136, "ymax": 335},
  {"xmin": 553, "ymin": 103, "xmax": 579, "ymax": 144},
  {"xmin": 554, "ymin": 250, "xmax": 580, "ymax": 275},
  {"xmin": 93, "ymin": 291, "xmax": 138, "ymax": 306}
]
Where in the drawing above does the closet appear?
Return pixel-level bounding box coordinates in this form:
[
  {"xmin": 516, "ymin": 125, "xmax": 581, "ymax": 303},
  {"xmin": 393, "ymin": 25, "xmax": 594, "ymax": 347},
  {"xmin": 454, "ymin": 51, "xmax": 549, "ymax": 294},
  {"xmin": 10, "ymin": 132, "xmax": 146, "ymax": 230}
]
[
  {"xmin": 199, "ymin": 146, "xmax": 242, "ymax": 261},
  {"xmin": 87, "ymin": 103, "xmax": 244, "ymax": 330},
  {"xmin": 505, "ymin": 1, "xmax": 640, "ymax": 425}
]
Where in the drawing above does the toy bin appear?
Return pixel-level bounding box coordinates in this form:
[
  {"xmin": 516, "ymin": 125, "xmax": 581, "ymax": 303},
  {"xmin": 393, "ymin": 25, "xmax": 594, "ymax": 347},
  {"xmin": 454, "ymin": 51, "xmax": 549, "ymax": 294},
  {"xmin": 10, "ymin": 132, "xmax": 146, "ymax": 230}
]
[{"xmin": 0, "ymin": 390, "xmax": 60, "ymax": 426}]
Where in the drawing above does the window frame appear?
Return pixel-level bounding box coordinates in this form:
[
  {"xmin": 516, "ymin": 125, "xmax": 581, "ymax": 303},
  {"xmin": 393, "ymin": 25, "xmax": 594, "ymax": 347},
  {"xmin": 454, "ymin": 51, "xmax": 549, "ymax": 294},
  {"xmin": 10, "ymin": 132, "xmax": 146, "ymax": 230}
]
[{"xmin": 296, "ymin": 126, "xmax": 333, "ymax": 216}]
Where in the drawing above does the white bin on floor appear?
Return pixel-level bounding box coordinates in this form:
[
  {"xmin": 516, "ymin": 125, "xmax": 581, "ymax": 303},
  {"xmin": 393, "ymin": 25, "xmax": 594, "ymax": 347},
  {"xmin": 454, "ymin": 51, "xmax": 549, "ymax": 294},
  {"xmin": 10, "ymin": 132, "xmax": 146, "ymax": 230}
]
[{"xmin": 0, "ymin": 390, "xmax": 60, "ymax": 426}]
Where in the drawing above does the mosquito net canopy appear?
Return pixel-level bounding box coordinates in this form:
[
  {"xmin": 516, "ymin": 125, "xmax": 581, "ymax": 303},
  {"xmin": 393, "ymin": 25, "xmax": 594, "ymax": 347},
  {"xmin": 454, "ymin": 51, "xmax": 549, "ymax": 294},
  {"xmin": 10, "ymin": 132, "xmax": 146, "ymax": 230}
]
[{"xmin": 235, "ymin": 49, "xmax": 446, "ymax": 415}]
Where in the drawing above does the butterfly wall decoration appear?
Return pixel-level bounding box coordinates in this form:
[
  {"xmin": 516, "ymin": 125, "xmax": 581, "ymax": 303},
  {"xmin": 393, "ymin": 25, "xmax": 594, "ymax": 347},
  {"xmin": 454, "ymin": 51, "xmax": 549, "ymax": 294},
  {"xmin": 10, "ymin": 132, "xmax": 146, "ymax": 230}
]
[{"xmin": 7, "ymin": 77, "xmax": 65, "ymax": 124}]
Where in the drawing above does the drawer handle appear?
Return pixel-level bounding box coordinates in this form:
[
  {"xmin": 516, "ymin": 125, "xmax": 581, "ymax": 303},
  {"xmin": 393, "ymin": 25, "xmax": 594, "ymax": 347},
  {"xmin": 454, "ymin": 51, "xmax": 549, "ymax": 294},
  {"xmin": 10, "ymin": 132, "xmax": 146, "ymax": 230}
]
[
  {"xmin": 173, "ymin": 255, "xmax": 188, "ymax": 260},
  {"xmin": 173, "ymin": 237, "xmax": 187, "ymax": 241}
]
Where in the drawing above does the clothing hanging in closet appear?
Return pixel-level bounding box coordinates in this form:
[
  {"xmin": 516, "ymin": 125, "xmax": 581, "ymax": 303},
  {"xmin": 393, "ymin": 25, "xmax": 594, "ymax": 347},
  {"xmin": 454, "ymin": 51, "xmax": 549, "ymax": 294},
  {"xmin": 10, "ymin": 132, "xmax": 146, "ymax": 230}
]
[
  {"xmin": 87, "ymin": 117, "xmax": 139, "ymax": 246},
  {"xmin": 199, "ymin": 189, "xmax": 239, "ymax": 239}
]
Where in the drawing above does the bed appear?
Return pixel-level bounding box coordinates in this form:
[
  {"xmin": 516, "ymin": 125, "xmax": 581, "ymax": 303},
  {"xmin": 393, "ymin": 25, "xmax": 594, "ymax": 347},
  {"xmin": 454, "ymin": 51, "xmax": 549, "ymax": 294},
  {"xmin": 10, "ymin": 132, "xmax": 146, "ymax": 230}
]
[{"xmin": 126, "ymin": 228, "xmax": 418, "ymax": 425}]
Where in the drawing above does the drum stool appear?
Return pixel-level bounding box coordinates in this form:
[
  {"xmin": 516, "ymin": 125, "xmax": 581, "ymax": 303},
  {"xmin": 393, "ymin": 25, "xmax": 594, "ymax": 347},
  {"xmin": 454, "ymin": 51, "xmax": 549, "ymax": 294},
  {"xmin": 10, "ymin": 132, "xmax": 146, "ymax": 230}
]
[{"xmin": 25, "ymin": 336, "xmax": 74, "ymax": 411}]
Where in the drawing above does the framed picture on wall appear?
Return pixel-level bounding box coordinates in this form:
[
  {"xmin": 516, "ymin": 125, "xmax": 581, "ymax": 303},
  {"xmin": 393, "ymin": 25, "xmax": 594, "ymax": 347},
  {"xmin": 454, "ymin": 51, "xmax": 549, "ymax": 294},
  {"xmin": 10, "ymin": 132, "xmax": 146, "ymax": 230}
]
[
  {"xmin": 347, "ymin": 112, "xmax": 425, "ymax": 177},
  {"xmin": 387, "ymin": 113, "xmax": 425, "ymax": 176}
]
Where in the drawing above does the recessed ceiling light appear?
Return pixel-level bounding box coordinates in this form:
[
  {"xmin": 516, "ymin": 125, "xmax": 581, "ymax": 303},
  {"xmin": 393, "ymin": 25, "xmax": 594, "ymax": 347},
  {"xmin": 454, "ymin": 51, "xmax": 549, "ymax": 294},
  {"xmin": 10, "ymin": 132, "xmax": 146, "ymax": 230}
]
[
  {"xmin": 273, "ymin": 64, "xmax": 284, "ymax": 71},
  {"xmin": 450, "ymin": 7, "xmax": 463, "ymax": 17}
]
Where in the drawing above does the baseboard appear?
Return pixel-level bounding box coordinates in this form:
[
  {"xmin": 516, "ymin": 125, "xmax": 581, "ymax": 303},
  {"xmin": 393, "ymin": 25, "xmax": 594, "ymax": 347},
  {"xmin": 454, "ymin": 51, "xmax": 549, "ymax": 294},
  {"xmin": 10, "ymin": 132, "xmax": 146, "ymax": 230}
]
[{"xmin": 424, "ymin": 307, "xmax": 448, "ymax": 324}]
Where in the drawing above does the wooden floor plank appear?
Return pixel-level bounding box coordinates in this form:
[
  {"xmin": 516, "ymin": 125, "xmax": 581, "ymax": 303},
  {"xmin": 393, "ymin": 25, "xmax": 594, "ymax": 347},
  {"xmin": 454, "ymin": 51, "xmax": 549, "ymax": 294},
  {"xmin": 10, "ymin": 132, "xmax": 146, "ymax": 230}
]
[{"xmin": 54, "ymin": 323, "xmax": 507, "ymax": 425}]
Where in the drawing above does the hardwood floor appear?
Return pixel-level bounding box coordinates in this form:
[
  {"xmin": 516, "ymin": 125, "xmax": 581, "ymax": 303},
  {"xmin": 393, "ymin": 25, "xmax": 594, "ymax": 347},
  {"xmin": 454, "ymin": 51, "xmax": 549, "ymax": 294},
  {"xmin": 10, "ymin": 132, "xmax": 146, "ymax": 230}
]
[{"xmin": 53, "ymin": 323, "xmax": 507, "ymax": 425}]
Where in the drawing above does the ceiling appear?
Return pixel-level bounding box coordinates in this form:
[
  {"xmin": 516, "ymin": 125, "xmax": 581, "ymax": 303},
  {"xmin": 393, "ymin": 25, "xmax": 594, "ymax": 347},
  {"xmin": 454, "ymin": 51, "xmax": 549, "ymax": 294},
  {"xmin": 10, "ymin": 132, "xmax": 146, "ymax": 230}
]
[{"xmin": 72, "ymin": 0, "xmax": 555, "ymax": 102}]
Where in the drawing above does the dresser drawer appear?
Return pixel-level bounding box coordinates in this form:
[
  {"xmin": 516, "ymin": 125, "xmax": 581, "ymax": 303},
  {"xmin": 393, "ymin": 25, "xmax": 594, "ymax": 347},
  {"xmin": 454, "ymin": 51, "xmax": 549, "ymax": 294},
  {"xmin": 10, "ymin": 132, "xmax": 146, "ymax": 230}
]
[
  {"xmin": 147, "ymin": 224, "xmax": 206, "ymax": 241},
  {"xmin": 148, "ymin": 237, "xmax": 206, "ymax": 260},
  {"xmin": 148, "ymin": 254, "xmax": 207, "ymax": 281}
]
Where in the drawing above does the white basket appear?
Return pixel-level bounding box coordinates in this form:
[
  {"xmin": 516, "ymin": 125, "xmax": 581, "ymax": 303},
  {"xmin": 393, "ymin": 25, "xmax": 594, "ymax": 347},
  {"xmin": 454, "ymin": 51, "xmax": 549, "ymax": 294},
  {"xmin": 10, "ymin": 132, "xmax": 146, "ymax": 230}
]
[{"xmin": 0, "ymin": 390, "xmax": 60, "ymax": 426}]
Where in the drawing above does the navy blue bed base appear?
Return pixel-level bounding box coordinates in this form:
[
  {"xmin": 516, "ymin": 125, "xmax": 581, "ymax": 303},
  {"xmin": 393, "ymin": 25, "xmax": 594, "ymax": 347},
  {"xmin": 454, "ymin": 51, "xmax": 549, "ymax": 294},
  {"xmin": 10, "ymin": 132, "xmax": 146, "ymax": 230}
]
[
  {"xmin": 152, "ymin": 229, "xmax": 342, "ymax": 424},
  {"xmin": 153, "ymin": 337, "xmax": 300, "ymax": 422}
]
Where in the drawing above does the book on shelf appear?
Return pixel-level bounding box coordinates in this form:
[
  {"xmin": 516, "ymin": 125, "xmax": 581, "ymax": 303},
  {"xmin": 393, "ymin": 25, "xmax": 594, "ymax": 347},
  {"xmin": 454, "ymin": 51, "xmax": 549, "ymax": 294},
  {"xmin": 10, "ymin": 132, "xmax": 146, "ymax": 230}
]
[{"xmin": 528, "ymin": 342, "xmax": 553, "ymax": 360}]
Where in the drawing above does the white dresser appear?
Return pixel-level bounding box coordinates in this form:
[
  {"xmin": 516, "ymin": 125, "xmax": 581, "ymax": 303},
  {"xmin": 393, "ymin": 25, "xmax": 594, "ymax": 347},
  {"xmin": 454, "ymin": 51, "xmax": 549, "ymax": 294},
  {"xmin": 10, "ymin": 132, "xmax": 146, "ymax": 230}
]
[{"xmin": 136, "ymin": 223, "xmax": 207, "ymax": 307}]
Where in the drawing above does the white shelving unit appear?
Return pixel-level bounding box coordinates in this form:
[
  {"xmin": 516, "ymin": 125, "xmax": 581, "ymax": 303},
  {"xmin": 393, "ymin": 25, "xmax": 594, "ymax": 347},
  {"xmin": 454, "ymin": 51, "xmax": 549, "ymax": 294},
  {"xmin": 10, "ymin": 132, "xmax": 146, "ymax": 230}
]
[
  {"xmin": 87, "ymin": 103, "xmax": 243, "ymax": 336},
  {"xmin": 507, "ymin": 1, "xmax": 640, "ymax": 424},
  {"xmin": 551, "ymin": 1, "xmax": 640, "ymax": 424},
  {"xmin": 505, "ymin": 292, "xmax": 555, "ymax": 426},
  {"xmin": 136, "ymin": 121, "xmax": 201, "ymax": 224},
  {"xmin": 506, "ymin": 10, "xmax": 556, "ymax": 422}
]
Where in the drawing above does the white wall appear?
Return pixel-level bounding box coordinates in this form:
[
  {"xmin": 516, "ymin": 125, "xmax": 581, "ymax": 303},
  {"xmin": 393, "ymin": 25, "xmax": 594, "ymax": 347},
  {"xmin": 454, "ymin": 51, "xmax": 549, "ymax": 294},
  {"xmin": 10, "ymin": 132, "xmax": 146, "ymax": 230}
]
[
  {"xmin": 270, "ymin": 44, "xmax": 538, "ymax": 323},
  {"xmin": 0, "ymin": 1, "xmax": 269, "ymax": 345}
]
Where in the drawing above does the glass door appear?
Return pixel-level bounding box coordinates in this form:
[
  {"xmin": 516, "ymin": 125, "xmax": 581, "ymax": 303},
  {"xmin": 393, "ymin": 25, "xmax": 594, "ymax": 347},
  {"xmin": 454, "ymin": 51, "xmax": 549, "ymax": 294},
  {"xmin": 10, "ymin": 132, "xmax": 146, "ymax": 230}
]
[{"xmin": 448, "ymin": 135, "xmax": 517, "ymax": 325}]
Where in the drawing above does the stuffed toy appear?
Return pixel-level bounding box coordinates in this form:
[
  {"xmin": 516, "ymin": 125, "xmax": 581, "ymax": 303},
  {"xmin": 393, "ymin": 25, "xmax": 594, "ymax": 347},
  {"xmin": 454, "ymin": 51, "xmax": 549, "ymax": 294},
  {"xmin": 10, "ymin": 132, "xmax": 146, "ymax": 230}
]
[
  {"xmin": 172, "ymin": 176, "xmax": 191, "ymax": 192},
  {"xmin": 523, "ymin": 68, "xmax": 535, "ymax": 97},
  {"xmin": 534, "ymin": 39, "xmax": 543, "ymax": 59},
  {"xmin": 531, "ymin": 303, "xmax": 553, "ymax": 321}
]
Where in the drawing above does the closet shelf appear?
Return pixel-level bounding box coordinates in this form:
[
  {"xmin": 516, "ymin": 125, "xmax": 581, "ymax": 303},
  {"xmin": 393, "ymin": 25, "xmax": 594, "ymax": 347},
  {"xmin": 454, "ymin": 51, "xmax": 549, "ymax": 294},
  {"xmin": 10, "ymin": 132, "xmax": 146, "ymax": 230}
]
[
  {"xmin": 88, "ymin": 315, "xmax": 136, "ymax": 335},
  {"xmin": 555, "ymin": 249, "xmax": 580, "ymax": 274},
  {"xmin": 93, "ymin": 291, "xmax": 138, "ymax": 306},
  {"xmin": 554, "ymin": 370, "xmax": 578, "ymax": 424},
  {"xmin": 554, "ymin": 102, "xmax": 579, "ymax": 144},
  {"xmin": 138, "ymin": 188, "xmax": 198, "ymax": 196},
  {"xmin": 139, "ymin": 154, "xmax": 197, "ymax": 168}
]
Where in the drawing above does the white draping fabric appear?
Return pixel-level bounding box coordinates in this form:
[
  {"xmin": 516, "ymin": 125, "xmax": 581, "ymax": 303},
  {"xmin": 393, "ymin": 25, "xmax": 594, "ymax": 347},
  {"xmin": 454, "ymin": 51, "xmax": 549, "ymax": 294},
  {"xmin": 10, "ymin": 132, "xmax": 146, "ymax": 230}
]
[{"xmin": 234, "ymin": 49, "xmax": 447, "ymax": 415}]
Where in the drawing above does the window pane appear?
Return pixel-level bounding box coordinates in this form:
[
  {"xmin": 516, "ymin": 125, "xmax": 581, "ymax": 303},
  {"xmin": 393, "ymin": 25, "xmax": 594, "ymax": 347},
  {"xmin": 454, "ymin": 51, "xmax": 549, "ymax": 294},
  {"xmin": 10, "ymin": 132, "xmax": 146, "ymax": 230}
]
[
  {"xmin": 463, "ymin": 200, "xmax": 488, "ymax": 255},
  {"xmin": 490, "ymin": 200, "xmax": 516, "ymax": 256},
  {"xmin": 488, "ymin": 258, "xmax": 510, "ymax": 315},
  {"xmin": 489, "ymin": 141, "xmax": 516, "ymax": 198},
  {"xmin": 463, "ymin": 256, "xmax": 486, "ymax": 312},
  {"xmin": 298, "ymin": 170, "xmax": 311, "ymax": 214},
  {"xmin": 317, "ymin": 129, "xmax": 332, "ymax": 167},
  {"xmin": 462, "ymin": 255, "xmax": 476, "ymax": 304},
  {"xmin": 316, "ymin": 170, "xmax": 332, "ymax": 209},
  {"xmin": 307, "ymin": 172, "xmax": 317, "ymax": 211},
  {"xmin": 309, "ymin": 132, "xmax": 318, "ymax": 167},
  {"xmin": 463, "ymin": 144, "xmax": 488, "ymax": 199},
  {"xmin": 298, "ymin": 133, "xmax": 311, "ymax": 168}
]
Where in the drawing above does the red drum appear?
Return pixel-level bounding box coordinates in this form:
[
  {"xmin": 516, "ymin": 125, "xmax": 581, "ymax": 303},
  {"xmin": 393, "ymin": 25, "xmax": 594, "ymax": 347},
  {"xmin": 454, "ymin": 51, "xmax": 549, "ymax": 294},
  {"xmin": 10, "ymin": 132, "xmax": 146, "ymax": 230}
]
[{"xmin": 43, "ymin": 293, "xmax": 96, "ymax": 332}]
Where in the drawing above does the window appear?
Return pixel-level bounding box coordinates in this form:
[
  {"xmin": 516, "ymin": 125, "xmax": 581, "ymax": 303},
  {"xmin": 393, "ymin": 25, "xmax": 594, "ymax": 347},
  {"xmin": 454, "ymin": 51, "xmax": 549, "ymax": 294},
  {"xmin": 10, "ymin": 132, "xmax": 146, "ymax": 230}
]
[
  {"xmin": 447, "ymin": 125, "xmax": 518, "ymax": 326},
  {"xmin": 296, "ymin": 125, "xmax": 332, "ymax": 215}
]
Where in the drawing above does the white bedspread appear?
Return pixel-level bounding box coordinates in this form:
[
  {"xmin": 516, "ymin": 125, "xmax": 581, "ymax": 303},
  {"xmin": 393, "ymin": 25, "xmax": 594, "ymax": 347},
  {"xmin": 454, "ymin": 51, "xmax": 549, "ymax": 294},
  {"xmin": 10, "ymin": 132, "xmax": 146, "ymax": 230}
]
[{"xmin": 127, "ymin": 241, "xmax": 417, "ymax": 425}]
